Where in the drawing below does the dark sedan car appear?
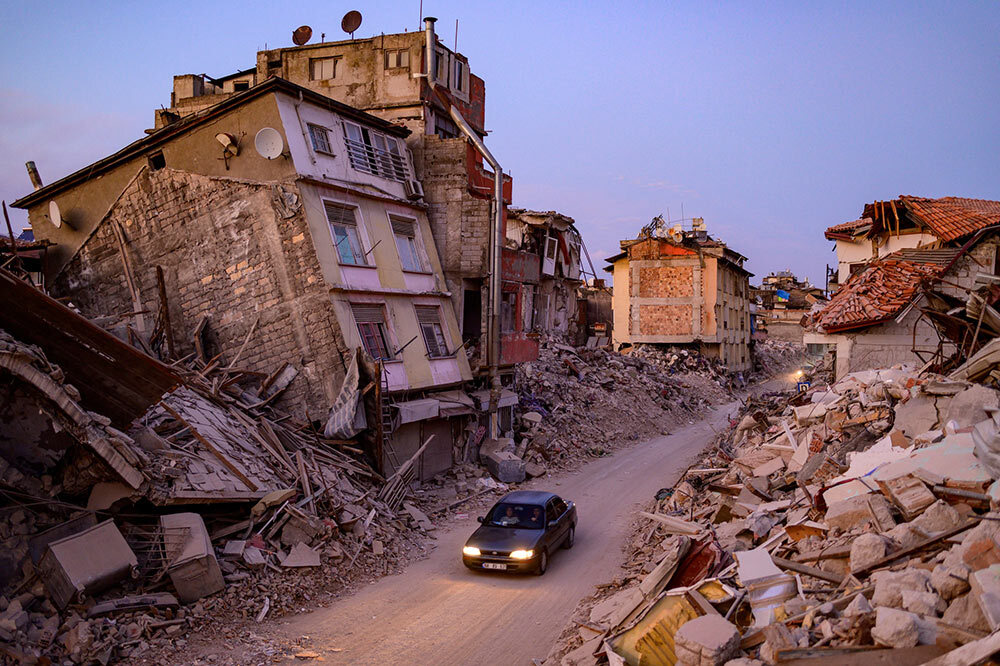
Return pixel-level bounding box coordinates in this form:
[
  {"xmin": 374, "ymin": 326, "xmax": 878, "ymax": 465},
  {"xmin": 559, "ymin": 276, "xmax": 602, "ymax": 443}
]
[{"xmin": 462, "ymin": 490, "xmax": 577, "ymax": 575}]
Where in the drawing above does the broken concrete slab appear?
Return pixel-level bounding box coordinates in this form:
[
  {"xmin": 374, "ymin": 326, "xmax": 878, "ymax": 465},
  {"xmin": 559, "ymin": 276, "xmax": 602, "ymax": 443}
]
[
  {"xmin": 850, "ymin": 534, "xmax": 888, "ymax": 572},
  {"xmin": 673, "ymin": 615, "xmax": 740, "ymax": 666},
  {"xmin": 969, "ymin": 563, "xmax": 1000, "ymax": 630},
  {"xmin": 824, "ymin": 493, "xmax": 895, "ymax": 531},
  {"xmin": 482, "ymin": 448, "xmax": 526, "ymax": 483},
  {"xmin": 281, "ymin": 542, "xmax": 321, "ymax": 568},
  {"xmin": 893, "ymin": 393, "xmax": 940, "ymax": 439},
  {"xmin": 871, "ymin": 607, "xmax": 919, "ymax": 648}
]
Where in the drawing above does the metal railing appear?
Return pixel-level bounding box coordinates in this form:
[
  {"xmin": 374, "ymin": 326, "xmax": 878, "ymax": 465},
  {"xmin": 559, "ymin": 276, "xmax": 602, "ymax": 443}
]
[{"xmin": 344, "ymin": 138, "xmax": 409, "ymax": 182}]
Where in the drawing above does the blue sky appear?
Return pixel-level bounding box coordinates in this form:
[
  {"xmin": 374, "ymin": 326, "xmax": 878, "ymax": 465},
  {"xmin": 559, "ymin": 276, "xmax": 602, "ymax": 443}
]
[{"xmin": 2, "ymin": 1, "xmax": 998, "ymax": 286}]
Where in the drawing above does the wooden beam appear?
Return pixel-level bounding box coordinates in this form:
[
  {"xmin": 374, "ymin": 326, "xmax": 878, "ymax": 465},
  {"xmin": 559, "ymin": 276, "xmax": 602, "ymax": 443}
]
[
  {"xmin": 771, "ymin": 555, "xmax": 845, "ymax": 585},
  {"xmin": 158, "ymin": 401, "xmax": 258, "ymax": 491}
]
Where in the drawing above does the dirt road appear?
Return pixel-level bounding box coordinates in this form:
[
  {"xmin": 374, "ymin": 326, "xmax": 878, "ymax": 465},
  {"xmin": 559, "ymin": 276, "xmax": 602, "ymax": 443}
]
[{"xmin": 265, "ymin": 396, "xmax": 750, "ymax": 665}]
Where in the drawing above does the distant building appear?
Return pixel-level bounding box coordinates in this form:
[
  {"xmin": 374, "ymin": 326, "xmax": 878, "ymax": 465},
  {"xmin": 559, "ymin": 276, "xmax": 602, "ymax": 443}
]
[
  {"xmin": 752, "ymin": 270, "xmax": 825, "ymax": 343},
  {"xmin": 605, "ymin": 218, "xmax": 752, "ymax": 371}
]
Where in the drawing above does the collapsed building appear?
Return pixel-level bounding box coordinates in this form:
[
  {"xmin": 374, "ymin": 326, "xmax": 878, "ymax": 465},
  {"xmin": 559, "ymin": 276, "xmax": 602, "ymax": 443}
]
[
  {"xmin": 605, "ymin": 217, "xmax": 753, "ymax": 371},
  {"xmin": 805, "ymin": 196, "xmax": 1000, "ymax": 380},
  {"xmin": 12, "ymin": 76, "xmax": 477, "ymax": 479},
  {"xmin": 505, "ymin": 209, "xmax": 587, "ymax": 343}
]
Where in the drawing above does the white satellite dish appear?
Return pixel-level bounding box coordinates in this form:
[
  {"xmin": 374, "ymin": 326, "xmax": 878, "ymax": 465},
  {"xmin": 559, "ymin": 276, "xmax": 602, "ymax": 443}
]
[
  {"xmin": 254, "ymin": 128, "xmax": 284, "ymax": 160},
  {"xmin": 48, "ymin": 200, "xmax": 62, "ymax": 228}
]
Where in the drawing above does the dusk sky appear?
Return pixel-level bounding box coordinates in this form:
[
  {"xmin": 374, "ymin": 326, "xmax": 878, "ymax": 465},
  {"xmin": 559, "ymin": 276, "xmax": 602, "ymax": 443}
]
[{"xmin": 2, "ymin": 1, "xmax": 997, "ymax": 287}]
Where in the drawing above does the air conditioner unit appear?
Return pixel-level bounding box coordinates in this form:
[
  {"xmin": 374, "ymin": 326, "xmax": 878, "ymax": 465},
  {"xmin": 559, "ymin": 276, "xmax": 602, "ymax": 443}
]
[{"xmin": 404, "ymin": 179, "xmax": 424, "ymax": 200}]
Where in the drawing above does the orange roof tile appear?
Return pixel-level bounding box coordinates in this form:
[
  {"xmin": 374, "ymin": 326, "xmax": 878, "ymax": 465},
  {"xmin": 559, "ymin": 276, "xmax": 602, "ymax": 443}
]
[
  {"xmin": 900, "ymin": 196, "xmax": 1000, "ymax": 242},
  {"xmin": 824, "ymin": 217, "xmax": 873, "ymax": 240},
  {"xmin": 815, "ymin": 249, "xmax": 959, "ymax": 333}
]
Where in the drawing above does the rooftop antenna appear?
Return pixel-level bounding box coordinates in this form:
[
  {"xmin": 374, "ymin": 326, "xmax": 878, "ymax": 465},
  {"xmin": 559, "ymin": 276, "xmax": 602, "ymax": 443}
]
[
  {"xmin": 341, "ymin": 10, "xmax": 362, "ymax": 39},
  {"xmin": 454, "ymin": 19, "xmax": 459, "ymax": 52},
  {"xmin": 292, "ymin": 25, "xmax": 313, "ymax": 46}
]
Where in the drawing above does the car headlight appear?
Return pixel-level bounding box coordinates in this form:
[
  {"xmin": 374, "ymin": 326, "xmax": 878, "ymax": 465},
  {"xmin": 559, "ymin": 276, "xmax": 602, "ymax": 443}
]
[
  {"xmin": 509, "ymin": 549, "xmax": 534, "ymax": 560},
  {"xmin": 463, "ymin": 546, "xmax": 481, "ymax": 556}
]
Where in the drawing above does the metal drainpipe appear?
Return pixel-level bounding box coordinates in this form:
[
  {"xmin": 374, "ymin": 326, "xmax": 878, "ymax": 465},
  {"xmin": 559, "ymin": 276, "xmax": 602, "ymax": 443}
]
[{"xmin": 424, "ymin": 17, "xmax": 504, "ymax": 438}]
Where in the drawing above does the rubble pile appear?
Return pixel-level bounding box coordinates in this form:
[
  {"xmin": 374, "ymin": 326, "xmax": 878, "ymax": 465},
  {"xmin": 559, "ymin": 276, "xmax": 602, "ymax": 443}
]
[
  {"xmin": 0, "ymin": 325, "xmax": 431, "ymax": 664},
  {"xmin": 547, "ymin": 362, "xmax": 1000, "ymax": 666},
  {"xmin": 750, "ymin": 339, "xmax": 807, "ymax": 378},
  {"xmin": 512, "ymin": 340, "xmax": 803, "ymax": 474}
]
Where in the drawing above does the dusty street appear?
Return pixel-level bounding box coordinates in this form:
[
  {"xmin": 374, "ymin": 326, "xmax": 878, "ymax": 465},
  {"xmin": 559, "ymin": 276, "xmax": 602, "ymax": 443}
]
[{"xmin": 264, "ymin": 396, "xmax": 750, "ymax": 665}]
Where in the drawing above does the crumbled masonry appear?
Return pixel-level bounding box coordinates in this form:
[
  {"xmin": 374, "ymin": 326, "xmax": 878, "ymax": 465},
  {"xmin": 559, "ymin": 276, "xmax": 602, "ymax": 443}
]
[{"xmin": 546, "ymin": 354, "xmax": 1000, "ymax": 666}]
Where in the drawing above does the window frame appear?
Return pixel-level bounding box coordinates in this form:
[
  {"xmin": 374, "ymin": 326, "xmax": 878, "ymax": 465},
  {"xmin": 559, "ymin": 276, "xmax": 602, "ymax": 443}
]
[
  {"xmin": 309, "ymin": 57, "xmax": 340, "ymax": 81},
  {"xmin": 500, "ymin": 290, "xmax": 517, "ymax": 333},
  {"xmin": 390, "ymin": 214, "xmax": 426, "ymax": 273},
  {"xmin": 342, "ymin": 120, "xmax": 410, "ymax": 182},
  {"xmin": 307, "ymin": 123, "xmax": 333, "ymax": 155},
  {"xmin": 384, "ymin": 48, "xmax": 410, "ymax": 71},
  {"xmin": 453, "ymin": 59, "xmax": 467, "ymax": 92},
  {"xmin": 322, "ymin": 199, "xmax": 369, "ymax": 267},
  {"xmin": 352, "ymin": 303, "xmax": 395, "ymax": 361},
  {"xmin": 415, "ymin": 305, "xmax": 450, "ymax": 358}
]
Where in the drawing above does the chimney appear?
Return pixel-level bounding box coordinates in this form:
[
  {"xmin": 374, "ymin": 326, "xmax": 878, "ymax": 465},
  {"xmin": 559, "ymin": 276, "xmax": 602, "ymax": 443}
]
[{"xmin": 424, "ymin": 17, "xmax": 437, "ymax": 83}]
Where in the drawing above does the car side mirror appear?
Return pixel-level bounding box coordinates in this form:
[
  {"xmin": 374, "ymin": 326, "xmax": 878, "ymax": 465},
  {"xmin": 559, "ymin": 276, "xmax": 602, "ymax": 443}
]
[
  {"xmin": 477, "ymin": 516, "xmax": 484, "ymax": 523},
  {"xmin": 548, "ymin": 521, "xmax": 556, "ymax": 528}
]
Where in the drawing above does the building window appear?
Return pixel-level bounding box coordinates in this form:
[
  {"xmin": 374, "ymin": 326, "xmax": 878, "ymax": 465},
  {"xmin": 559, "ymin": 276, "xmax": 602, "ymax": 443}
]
[
  {"xmin": 416, "ymin": 306, "xmax": 449, "ymax": 358},
  {"xmin": 391, "ymin": 216, "xmax": 424, "ymax": 272},
  {"xmin": 324, "ymin": 201, "xmax": 367, "ymax": 266},
  {"xmin": 352, "ymin": 304, "xmax": 393, "ymax": 360},
  {"xmin": 453, "ymin": 59, "xmax": 467, "ymax": 92},
  {"xmin": 307, "ymin": 124, "xmax": 333, "ymax": 154},
  {"xmin": 310, "ymin": 57, "xmax": 339, "ymax": 81},
  {"xmin": 232, "ymin": 80, "xmax": 250, "ymax": 92},
  {"xmin": 147, "ymin": 151, "xmax": 166, "ymax": 170},
  {"xmin": 433, "ymin": 49, "xmax": 448, "ymax": 84},
  {"xmin": 343, "ymin": 121, "xmax": 408, "ymax": 182},
  {"xmin": 384, "ymin": 49, "xmax": 410, "ymax": 70},
  {"xmin": 434, "ymin": 115, "xmax": 460, "ymax": 139},
  {"xmin": 501, "ymin": 291, "xmax": 517, "ymax": 333}
]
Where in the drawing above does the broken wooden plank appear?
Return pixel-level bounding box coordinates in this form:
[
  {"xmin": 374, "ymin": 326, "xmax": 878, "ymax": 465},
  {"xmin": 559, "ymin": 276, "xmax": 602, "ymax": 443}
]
[
  {"xmin": 638, "ymin": 511, "xmax": 703, "ymax": 536},
  {"xmin": 772, "ymin": 555, "xmax": 845, "ymax": 585},
  {"xmin": 776, "ymin": 645, "xmax": 946, "ymax": 666}
]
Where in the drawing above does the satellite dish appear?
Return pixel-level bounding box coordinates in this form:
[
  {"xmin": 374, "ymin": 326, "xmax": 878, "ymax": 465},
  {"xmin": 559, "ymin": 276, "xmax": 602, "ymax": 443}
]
[
  {"xmin": 216, "ymin": 132, "xmax": 239, "ymax": 156},
  {"xmin": 292, "ymin": 25, "xmax": 312, "ymax": 46},
  {"xmin": 48, "ymin": 200, "xmax": 62, "ymax": 228},
  {"xmin": 341, "ymin": 10, "xmax": 362, "ymax": 36},
  {"xmin": 254, "ymin": 127, "xmax": 284, "ymax": 160}
]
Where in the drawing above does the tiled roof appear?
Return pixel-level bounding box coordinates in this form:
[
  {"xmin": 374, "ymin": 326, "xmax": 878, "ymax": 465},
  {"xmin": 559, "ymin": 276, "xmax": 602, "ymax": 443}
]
[
  {"xmin": 899, "ymin": 196, "xmax": 1000, "ymax": 242},
  {"xmin": 824, "ymin": 218, "xmax": 873, "ymax": 240},
  {"xmin": 815, "ymin": 249, "xmax": 960, "ymax": 333}
]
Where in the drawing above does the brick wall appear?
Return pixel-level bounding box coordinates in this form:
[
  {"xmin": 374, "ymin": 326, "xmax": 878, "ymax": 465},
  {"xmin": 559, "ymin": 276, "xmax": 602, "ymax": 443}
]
[
  {"xmin": 52, "ymin": 168, "xmax": 350, "ymax": 418},
  {"xmin": 637, "ymin": 265, "xmax": 694, "ymax": 298},
  {"xmin": 637, "ymin": 304, "xmax": 693, "ymax": 335}
]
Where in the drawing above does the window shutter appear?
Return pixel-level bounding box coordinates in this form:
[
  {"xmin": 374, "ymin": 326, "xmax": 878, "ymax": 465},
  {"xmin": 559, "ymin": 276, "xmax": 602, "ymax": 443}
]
[
  {"xmin": 351, "ymin": 304, "xmax": 385, "ymax": 323},
  {"xmin": 390, "ymin": 217, "xmax": 415, "ymax": 237},
  {"xmin": 421, "ymin": 323, "xmax": 443, "ymax": 357},
  {"xmin": 324, "ymin": 202, "xmax": 356, "ymax": 226},
  {"xmin": 325, "ymin": 202, "xmax": 357, "ymax": 226},
  {"xmin": 415, "ymin": 306, "xmax": 439, "ymax": 325}
]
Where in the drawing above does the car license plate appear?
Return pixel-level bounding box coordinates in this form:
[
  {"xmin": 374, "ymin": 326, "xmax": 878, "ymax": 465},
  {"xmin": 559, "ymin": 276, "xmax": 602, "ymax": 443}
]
[{"xmin": 483, "ymin": 563, "xmax": 506, "ymax": 570}]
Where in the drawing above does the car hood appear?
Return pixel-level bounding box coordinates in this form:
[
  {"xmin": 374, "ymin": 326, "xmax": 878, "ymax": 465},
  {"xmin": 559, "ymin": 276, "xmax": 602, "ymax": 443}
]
[{"xmin": 467, "ymin": 525, "xmax": 543, "ymax": 552}]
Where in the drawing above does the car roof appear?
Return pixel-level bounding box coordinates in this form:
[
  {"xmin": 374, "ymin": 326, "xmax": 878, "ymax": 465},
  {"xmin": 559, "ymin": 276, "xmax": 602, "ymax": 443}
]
[{"xmin": 497, "ymin": 490, "xmax": 559, "ymax": 505}]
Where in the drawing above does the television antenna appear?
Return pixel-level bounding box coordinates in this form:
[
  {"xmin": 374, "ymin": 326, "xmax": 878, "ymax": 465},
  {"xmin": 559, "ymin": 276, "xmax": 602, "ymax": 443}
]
[
  {"xmin": 254, "ymin": 128, "xmax": 284, "ymax": 160},
  {"xmin": 341, "ymin": 11, "xmax": 362, "ymax": 38},
  {"xmin": 292, "ymin": 25, "xmax": 313, "ymax": 46}
]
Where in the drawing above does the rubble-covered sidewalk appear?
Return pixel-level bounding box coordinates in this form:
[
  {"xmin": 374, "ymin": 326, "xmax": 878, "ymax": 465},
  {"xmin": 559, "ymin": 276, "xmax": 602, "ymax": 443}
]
[{"xmin": 548, "ymin": 356, "xmax": 1000, "ymax": 666}]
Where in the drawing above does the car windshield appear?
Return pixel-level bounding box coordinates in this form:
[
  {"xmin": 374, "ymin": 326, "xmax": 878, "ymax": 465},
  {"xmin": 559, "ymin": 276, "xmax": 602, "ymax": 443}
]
[{"xmin": 485, "ymin": 502, "xmax": 544, "ymax": 529}]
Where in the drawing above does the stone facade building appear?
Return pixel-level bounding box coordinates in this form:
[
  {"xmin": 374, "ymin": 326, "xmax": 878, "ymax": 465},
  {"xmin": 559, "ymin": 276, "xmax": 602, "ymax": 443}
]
[
  {"xmin": 150, "ymin": 21, "xmax": 536, "ymax": 372},
  {"xmin": 605, "ymin": 219, "xmax": 752, "ymax": 371},
  {"xmin": 13, "ymin": 78, "xmax": 473, "ymax": 480}
]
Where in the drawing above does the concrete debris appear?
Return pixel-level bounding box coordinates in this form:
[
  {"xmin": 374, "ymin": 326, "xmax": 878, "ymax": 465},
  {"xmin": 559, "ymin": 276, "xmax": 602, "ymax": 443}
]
[
  {"xmin": 0, "ymin": 316, "xmax": 426, "ymax": 664},
  {"xmin": 674, "ymin": 614, "xmax": 741, "ymax": 665},
  {"xmin": 548, "ymin": 358, "xmax": 1000, "ymax": 666}
]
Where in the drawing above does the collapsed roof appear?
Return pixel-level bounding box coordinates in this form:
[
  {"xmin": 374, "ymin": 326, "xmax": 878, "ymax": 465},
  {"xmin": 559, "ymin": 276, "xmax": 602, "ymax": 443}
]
[{"xmin": 825, "ymin": 196, "xmax": 1000, "ymax": 243}]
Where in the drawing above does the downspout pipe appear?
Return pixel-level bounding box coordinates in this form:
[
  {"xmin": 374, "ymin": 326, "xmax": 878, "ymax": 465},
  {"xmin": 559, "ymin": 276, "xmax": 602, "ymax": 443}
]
[{"xmin": 424, "ymin": 17, "xmax": 504, "ymax": 437}]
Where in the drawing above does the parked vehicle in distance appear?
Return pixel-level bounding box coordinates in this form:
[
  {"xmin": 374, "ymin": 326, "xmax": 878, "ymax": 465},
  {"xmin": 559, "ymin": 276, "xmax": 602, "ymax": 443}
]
[{"xmin": 462, "ymin": 490, "xmax": 577, "ymax": 575}]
